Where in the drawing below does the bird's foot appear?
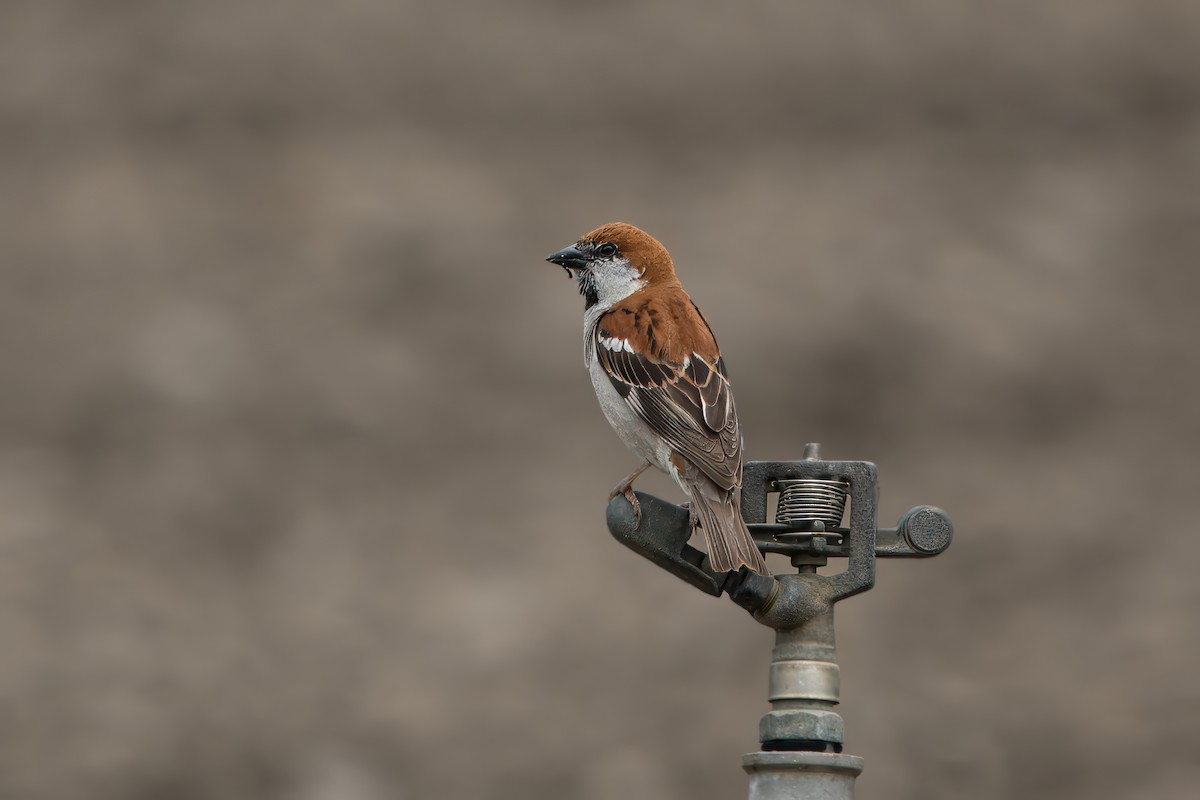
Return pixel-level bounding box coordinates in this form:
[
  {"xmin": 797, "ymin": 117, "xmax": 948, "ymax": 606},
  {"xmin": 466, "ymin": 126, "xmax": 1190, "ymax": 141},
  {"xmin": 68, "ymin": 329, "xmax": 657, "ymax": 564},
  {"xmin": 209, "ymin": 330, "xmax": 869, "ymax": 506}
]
[
  {"xmin": 608, "ymin": 462, "xmax": 651, "ymax": 527},
  {"xmin": 622, "ymin": 485, "xmax": 642, "ymax": 525}
]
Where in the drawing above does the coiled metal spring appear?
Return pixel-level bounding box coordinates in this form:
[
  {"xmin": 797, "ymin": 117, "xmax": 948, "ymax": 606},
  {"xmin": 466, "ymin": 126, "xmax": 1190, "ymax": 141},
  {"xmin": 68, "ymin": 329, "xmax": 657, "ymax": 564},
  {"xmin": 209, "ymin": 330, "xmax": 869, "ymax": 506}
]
[{"xmin": 773, "ymin": 478, "xmax": 850, "ymax": 531}]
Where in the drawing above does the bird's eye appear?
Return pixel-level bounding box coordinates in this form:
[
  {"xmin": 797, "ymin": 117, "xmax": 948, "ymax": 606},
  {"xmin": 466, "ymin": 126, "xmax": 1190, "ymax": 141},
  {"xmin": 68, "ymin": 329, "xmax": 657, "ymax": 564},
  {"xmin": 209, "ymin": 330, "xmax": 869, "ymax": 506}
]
[{"xmin": 597, "ymin": 243, "xmax": 618, "ymax": 257}]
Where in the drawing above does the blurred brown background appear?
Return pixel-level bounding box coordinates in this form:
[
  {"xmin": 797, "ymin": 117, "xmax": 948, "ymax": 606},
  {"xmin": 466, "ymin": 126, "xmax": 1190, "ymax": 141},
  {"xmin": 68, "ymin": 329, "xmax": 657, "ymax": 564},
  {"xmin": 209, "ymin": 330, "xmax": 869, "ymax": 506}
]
[{"xmin": 1, "ymin": 1, "xmax": 1198, "ymax": 798}]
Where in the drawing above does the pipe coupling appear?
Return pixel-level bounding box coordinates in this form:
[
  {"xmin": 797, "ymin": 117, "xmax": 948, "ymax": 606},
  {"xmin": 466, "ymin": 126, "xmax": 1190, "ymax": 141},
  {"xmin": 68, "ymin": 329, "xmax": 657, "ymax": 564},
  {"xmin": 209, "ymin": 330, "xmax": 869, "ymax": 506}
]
[{"xmin": 768, "ymin": 659, "xmax": 841, "ymax": 704}]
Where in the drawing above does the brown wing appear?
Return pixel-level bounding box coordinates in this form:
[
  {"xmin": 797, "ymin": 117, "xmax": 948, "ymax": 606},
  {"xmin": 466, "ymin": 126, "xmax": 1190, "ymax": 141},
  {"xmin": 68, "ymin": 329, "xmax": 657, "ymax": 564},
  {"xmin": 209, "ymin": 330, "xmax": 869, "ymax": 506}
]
[{"xmin": 595, "ymin": 296, "xmax": 743, "ymax": 492}]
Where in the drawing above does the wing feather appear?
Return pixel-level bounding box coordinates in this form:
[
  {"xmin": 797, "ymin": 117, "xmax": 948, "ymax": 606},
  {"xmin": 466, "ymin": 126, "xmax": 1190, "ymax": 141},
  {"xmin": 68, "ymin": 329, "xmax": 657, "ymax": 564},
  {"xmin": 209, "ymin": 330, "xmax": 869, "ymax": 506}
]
[{"xmin": 595, "ymin": 301, "xmax": 743, "ymax": 492}]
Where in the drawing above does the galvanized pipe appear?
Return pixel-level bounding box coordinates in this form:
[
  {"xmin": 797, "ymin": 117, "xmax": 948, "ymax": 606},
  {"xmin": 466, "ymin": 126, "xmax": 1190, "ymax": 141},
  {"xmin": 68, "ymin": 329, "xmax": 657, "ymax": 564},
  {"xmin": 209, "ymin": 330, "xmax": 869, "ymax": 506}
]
[
  {"xmin": 755, "ymin": 593, "xmax": 846, "ymax": 751},
  {"xmin": 743, "ymin": 589, "xmax": 861, "ymax": 798},
  {"xmin": 743, "ymin": 752, "xmax": 864, "ymax": 800}
]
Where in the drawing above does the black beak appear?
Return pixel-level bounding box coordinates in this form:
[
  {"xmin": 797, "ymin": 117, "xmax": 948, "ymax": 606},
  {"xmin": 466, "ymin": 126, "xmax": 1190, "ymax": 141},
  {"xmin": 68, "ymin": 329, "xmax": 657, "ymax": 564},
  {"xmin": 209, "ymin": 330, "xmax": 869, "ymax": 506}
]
[{"xmin": 546, "ymin": 244, "xmax": 590, "ymax": 272}]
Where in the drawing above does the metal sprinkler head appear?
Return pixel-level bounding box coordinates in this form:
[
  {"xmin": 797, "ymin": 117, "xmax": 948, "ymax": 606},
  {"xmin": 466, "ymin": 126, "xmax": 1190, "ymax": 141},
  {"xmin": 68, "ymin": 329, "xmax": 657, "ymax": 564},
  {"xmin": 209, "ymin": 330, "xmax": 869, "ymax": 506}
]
[{"xmin": 604, "ymin": 443, "xmax": 953, "ymax": 799}]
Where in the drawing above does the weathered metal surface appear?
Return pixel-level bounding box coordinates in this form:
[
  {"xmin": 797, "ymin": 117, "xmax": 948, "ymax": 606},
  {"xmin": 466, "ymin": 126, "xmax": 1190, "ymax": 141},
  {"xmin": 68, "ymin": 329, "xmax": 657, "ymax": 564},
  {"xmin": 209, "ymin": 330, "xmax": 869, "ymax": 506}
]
[
  {"xmin": 602, "ymin": 445, "xmax": 953, "ymax": 800},
  {"xmin": 898, "ymin": 504, "xmax": 954, "ymax": 554},
  {"xmin": 768, "ymin": 660, "xmax": 841, "ymax": 703},
  {"xmin": 742, "ymin": 458, "xmax": 879, "ymax": 602},
  {"xmin": 605, "ymin": 490, "xmax": 730, "ymax": 597},
  {"xmin": 743, "ymin": 752, "xmax": 864, "ymax": 800},
  {"xmin": 759, "ymin": 707, "xmax": 846, "ymax": 749}
]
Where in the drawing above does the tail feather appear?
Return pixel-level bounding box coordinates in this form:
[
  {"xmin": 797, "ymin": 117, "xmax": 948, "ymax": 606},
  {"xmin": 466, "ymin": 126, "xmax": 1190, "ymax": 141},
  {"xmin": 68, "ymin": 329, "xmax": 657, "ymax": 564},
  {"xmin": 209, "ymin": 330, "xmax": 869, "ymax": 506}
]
[{"xmin": 688, "ymin": 483, "xmax": 769, "ymax": 576}]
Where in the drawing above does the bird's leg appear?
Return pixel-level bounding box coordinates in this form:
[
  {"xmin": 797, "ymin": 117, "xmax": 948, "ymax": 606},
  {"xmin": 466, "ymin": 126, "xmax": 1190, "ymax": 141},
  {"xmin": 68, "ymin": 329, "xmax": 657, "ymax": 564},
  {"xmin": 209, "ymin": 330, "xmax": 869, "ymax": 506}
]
[
  {"xmin": 681, "ymin": 502, "xmax": 696, "ymax": 533},
  {"xmin": 609, "ymin": 462, "xmax": 651, "ymax": 525}
]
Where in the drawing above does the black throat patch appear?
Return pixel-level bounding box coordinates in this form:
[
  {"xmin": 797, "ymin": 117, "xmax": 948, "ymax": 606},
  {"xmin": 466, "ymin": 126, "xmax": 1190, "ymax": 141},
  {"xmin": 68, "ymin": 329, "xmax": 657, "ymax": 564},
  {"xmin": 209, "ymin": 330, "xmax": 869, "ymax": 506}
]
[{"xmin": 576, "ymin": 271, "xmax": 599, "ymax": 309}]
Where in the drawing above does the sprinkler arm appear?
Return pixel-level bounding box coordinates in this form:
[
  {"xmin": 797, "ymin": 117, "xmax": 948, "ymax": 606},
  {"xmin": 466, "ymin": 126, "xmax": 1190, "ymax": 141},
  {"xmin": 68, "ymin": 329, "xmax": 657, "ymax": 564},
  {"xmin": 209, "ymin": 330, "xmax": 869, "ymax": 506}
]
[{"xmin": 606, "ymin": 459, "xmax": 953, "ymax": 621}]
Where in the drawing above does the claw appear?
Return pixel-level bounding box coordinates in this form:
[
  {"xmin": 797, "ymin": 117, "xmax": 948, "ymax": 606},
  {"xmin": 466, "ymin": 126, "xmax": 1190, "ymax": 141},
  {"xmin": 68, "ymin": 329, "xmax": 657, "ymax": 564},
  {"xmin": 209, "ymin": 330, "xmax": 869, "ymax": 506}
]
[
  {"xmin": 609, "ymin": 462, "xmax": 652, "ymax": 528},
  {"xmin": 623, "ymin": 486, "xmax": 642, "ymax": 525}
]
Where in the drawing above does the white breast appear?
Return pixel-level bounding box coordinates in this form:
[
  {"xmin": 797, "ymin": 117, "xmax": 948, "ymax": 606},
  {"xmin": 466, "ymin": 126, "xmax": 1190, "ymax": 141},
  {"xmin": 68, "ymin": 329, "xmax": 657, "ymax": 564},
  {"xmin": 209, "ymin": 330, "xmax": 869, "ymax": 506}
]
[
  {"xmin": 578, "ymin": 256, "xmax": 680, "ymax": 482},
  {"xmin": 588, "ymin": 352, "xmax": 677, "ymax": 478}
]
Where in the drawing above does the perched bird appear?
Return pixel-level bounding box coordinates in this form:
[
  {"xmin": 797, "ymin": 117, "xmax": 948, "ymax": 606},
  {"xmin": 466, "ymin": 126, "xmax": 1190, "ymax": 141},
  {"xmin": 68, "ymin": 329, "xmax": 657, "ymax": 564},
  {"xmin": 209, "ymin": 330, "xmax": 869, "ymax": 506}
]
[{"xmin": 547, "ymin": 222, "xmax": 769, "ymax": 576}]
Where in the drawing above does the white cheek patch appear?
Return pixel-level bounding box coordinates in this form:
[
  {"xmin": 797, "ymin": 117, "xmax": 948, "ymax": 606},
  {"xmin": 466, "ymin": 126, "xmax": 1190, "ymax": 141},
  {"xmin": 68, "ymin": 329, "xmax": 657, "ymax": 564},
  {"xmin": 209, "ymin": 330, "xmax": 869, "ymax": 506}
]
[{"xmin": 589, "ymin": 257, "xmax": 646, "ymax": 308}]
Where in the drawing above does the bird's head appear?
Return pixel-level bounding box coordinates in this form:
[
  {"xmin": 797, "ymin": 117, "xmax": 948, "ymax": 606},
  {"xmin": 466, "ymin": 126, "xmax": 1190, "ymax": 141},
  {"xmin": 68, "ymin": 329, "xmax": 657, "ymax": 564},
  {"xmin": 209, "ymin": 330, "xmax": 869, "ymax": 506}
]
[{"xmin": 546, "ymin": 222, "xmax": 677, "ymax": 309}]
